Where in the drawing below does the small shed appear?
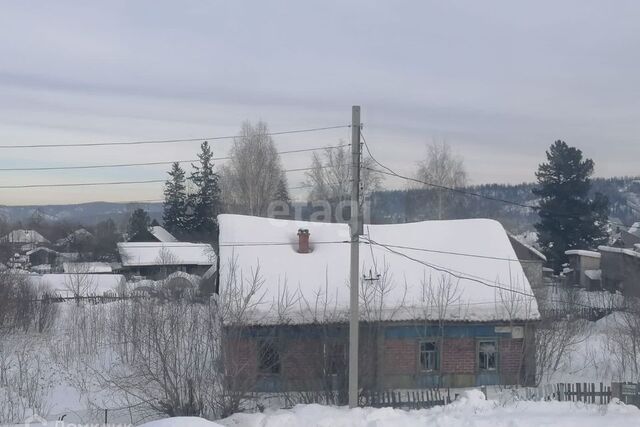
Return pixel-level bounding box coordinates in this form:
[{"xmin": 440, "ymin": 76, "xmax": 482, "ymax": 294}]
[{"xmin": 564, "ymin": 250, "xmax": 601, "ymax": 290}]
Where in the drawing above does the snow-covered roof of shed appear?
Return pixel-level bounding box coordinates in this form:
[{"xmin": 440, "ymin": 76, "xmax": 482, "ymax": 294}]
[
  {"xmin": 118, "ymin": 242, "xmax": 216, "ymax": 267},
  {"xmin": 218, "ymin": 214, "xmax": 539, "ymax": 324},
  {"xmin": 63, "ymin": 262, "xmax": 113, "ymax": 274},
  {"xmin": 565, "ymin": 249, "xmax": 601, "ymax": 258},
  {"xmin": 1, "ymin": 229, "xmax": 49, "ymax": 244},
  {"xmin": 508, "ymin": 233, "xmax": 546, "ymax": 261},
  {"xmin": 150, "ymin": 226, "xmax": 178, "ymax": 242},
  {"xmin": 598, "ymin": 245, "xmax": 640, "ymax": 259},
  {"xmin": 629, "ymin": 222, "xmax": 640, "ymax": 236},
  {"xmin": 584, "ymin": 269, "xmax": 602, "ymax": 281}
]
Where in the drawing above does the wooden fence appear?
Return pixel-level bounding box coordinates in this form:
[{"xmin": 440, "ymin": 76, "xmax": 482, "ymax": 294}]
[
  {"xmin": 525, "ymin": 382, "xmax": 611, "ymax": 404},
  {"xmin": 360, "ymin": 389, "xmax": 451, "ymax": 409}
]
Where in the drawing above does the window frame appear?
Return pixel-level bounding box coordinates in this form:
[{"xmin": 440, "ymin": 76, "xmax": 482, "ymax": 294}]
[
  {"xmin": 322, "ymin": 340, "xmax": 347, "ymax": 377},
  {"xmin": 257, "ymin": 338, "xmax": 281, "ymax": 375},
  {"xmin": 418, "ymin": 339, "xmax": 440, "ymax": 372},
  {"xmin": 477, "ymin": 339, "xmax": 498, "ymax": 372}
]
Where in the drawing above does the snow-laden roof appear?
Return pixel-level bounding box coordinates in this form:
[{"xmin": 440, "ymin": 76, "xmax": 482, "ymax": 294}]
[
  {"xmin": 1, "ymin": 229, "xmax": 49, "ymax": 244},
  {"xmin": 584, "ymin": 269, "xmax": 602, "ymax": 280},
  {"xmin": 629, "ymin": 222, "xmax": 640, "ymax": 236},
  {"xmin": 56, "ymin": 228, "xmax": 93, "ymax": 246},
  {"xmin": 63, "ymin": 262, "xmax": 113, "ymax": 274},
  {"xmin": 509, "ymin": 234, "xmax": 546, "ymax": 261},
  {"xmin": 218, "ymin": 214, "xmax": 539, "ymax": 324},
  {"xmin": 149, "ymin": 226, "xmax": 178, "ymax": 242},
  {"xmin": 565, "ymin": 249, "xmax": 601, "ymax": 259},
  {"xmin": 598, "ymin": 245, "xmax": 640, "ymax": 259},
  {"xmin": 118, "ymin": 242, "xmax": 216, "ymax": 267},
  {"xmin": 29, "ymin": 274, "xmax": 125, "ymax": 297},
  {"xmin": 26, "ymin": 246, "xmax": 58, "ymax": 256}
]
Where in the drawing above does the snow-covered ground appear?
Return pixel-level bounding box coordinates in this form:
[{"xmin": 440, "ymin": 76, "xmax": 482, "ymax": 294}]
[{"xmin": 137, "ymin": 391, "xmax": 640, "ymax": 427}]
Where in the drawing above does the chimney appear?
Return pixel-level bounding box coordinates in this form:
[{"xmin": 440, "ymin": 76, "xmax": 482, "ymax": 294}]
[{"xmin": 297, "ymin": 228, "xmax": 310, "ymax": 254}]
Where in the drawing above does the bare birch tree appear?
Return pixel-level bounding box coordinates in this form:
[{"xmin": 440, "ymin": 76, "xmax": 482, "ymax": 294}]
[
  {"xmin": 221, "ymin": 121, "xmax": 285, "ymax": 216},
  {"xmin": 415, "ymin": 140, "xmax": 467, "ymax": 219},
  {"xmin": 305, "ymin": 144, "xmax": 383, "ymax": 222}
]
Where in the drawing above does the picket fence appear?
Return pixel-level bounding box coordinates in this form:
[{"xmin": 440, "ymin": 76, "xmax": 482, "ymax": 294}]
[{"xmin": 523, "ymin": 382, "xmax": 611, "ymax": 404}]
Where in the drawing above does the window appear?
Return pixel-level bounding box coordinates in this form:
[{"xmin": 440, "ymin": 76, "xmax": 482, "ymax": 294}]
[
  {"xmin": 419, "ymin": 341, "xmax": 439, "ymax": 371},
  {"xmin": 323, "ymin": 341, "xmax": 346, "ymax": 376},
  {"xmin": 258, "ymin": 339, "xmax": 281, "ymax": 374},
  {"xmin": 478, "ymin": 340, "xmax": 497, "ymax": 371}
]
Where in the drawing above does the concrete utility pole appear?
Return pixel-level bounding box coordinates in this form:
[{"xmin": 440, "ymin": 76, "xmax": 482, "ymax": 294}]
[{"xmin": 348, "ymin": 105, "xmax": 361, "ymax": 408}]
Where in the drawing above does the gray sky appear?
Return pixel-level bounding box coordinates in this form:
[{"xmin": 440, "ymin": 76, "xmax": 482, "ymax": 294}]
[{"xmin": 1, "ymin": 0, "xmax": 639, "ymax": 205}]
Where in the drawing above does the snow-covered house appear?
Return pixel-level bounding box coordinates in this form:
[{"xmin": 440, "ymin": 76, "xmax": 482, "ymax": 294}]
[
  {"xmin": 55, "ymin": 228, "xmax": 94, "ymax": 250},
  {"xmin": 26, "ymin": 246, "xmax": 59, "ymax": 267},
  {"xmin": 508, "ymin": 234, "xmax": 546, "ymax": 289},
  {"xmin": 0, "ymin": 229, "xmax": 49, "ymax": 252},
  {"xmin": 117, "ymin": 241, "xmax": 215, "ymax": 280},
  {"xmin": 218, "ymin": 214, "xmax": 540, "ymax": 392}
]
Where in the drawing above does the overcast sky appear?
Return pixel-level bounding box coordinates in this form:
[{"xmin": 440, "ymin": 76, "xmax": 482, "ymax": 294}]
[{"xmin": 1, "ymin": 0, "xmax": 639, "ymax": 205}]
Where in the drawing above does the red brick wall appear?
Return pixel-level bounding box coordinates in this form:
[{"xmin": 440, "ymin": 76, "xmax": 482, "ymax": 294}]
[
  {"xmin": 499, "ymin": 338, "xmax": 524, "ymax": 377},
  {"xmin": 441, "ymin": 337, "xmax": 475, "ymax": 374},
  {"xmin": 383, "ymin": 339, "xmax": 416, "ymax": 375}
]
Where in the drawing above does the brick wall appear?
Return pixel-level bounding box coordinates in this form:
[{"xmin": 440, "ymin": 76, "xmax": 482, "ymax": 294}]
[
  {"xmin": 226, "ymin": 324, "xmax": 533, "ymax": 391},
  {"xmin": 383, "ymin": 339, "xmax": 416, "ymax": 375},
  {"xmin": 499, "ymin": 338, "xmax": 524, "ymax": 379},
  {"xmin": 441, "ymin": 337, "xmax": 475, "ymax": 374}
]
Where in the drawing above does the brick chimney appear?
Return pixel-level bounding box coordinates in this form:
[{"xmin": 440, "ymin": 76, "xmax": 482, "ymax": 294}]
[{"xmin": 297, "ymin": 228, "xmax": 310, "ymax": 254}]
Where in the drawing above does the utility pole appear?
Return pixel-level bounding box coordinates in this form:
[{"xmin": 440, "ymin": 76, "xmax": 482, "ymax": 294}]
[{"xmin": 348, "ymin": 105, "xmax": 361, "ymax": 408}]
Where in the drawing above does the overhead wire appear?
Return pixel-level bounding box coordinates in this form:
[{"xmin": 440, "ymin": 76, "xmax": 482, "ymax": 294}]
[
  {"xmin": 0, "ymin": 144, "xmax": 349, "ymax": 172},
  {"xmin": 0, "ymin": 125, "xmax": 350, "ymax": 149}
]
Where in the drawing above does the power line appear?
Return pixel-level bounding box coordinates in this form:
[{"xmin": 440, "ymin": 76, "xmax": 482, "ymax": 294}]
[
  {"xmin": 365, "ymin": 237, "xmax": 536, "ymax": 298},
  {"xmin": 361, "ymin": 239, "xmax": 524, "ymax": 262},
  {"xmin": 0, "ymin": 179, "xmax": 165, "ymax": 189},
  {"xmin": 360, "ymin": 132, "xmax": 633, "ymax": 229},
  {"xmin": 0, "ymin": 144, "xmax": 349, "ymax": 172},
  {"xmin": 0, "ymin": 125, "xmax": 350, "ymax": 149}
]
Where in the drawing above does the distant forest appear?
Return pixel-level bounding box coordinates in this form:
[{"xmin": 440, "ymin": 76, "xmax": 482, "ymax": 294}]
[{"xmin": 369, "ymin": 176, "xmax": 640, "ymax": 233}]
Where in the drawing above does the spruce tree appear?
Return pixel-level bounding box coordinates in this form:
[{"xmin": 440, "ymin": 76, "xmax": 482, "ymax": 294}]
[
  {"xmin": 127, "ymin": 208, "xmax": 151, "ymax": 239},
  {"xmin": 188, "ymin": 141, "xmax": 221, "ymax": 241},
  {"xmin": 534, "ymin": 140, "xmax": 609, "ymax": 272},
  {"xmin": 162, "ymin": 162, "xmax": 188, "ymax": 235}
]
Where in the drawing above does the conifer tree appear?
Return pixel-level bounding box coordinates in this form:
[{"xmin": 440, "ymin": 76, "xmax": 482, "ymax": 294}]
[
  {"xmin": 534, "ymin": 140, "xmax": 609, "ymax": 271},
  {"xmin": 162, "ymin": 162, "xmax": 188, "ymax": 235},
  {"xmin": 127, "ymin": 208, "xmax": 151, "ymax": 239},
  {"xmin": 188, "ymin": 141, "xmax": 221, "ymax": 241}
]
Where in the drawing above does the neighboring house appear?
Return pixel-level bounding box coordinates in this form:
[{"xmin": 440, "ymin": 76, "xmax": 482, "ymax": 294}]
[
  {"xmin": 26, "ymin": 247, "xmax": 59, "ymax": 266},
  {"xmin": 218, "ymin": 214, "xmax": 540, "ymax": 392},
  {"xmin": 508, "ymin": 234, "xmax": 546, "ymax": 289},
  {"xmin": 63, "ymin": 262, "xmax": 113, "ymax": 274},
  {"xmin": 0, "ymin": 230, "xmax": 50, "ymax": 252},
  {"xmin": 564, "ymin": 250, "xmax": 602, "ymax": 290},
  {"xmin": 127, "ymin": 226, "xmax": 178, "ymax": 243},
  {"xmin": 117, "ymin": 242, "xmax": 215, "ymax": 280},
  {"xmin": 55, "ymin": 228, "xmax": 94, "ymax": 249},
  {"xmin": 619, "ymin": 222, "xmax": 640, "ymax": 249},
  {"xmin": 599, "ymin": 245, "xmax": 640, "ymax": 298}
]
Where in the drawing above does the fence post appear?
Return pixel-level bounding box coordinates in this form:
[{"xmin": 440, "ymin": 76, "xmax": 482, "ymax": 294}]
[{"xmin": 104, "ymin": 408, "xmax": 108, "ymax": 424}]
